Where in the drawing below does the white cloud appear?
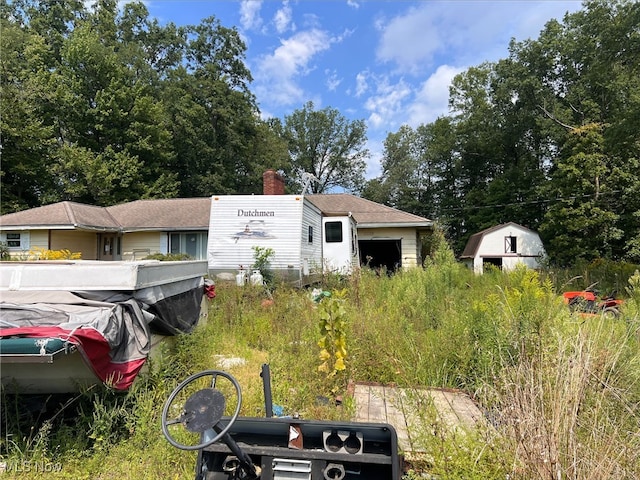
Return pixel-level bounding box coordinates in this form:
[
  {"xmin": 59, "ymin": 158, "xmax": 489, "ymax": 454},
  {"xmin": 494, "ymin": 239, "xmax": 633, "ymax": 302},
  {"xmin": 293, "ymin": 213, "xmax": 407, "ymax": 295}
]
[
  {"xmin": 363, "ymin": 76, "xmax": 412, "ymax": 130},
  {"xmin": 325, "ymin": 69, "xmax": 341, "ymax": 91},
  {"xmin": 254, "ymin": 28, "xmax": 333, "ymax": 106},
  {"xmin": 273, "ymin": 1, "xmax": 293, "ymax": 34},
  {"xmin": 240, "ymin": 0, "xmax": 263, "ymax": 31},
  {"xmin": 407, "ymin": 64, "xmax": 465, "ymax": 126},
  {"xmin": 376, "ymin": 6, "xmax": 443, "ymax": 72},
  {"xmin": 376, "ymin": 1, "xmax": 581, "ymax": 73},
  {"xmin": 355, "ymin": 71, "xmax": 369, "ymax": 97}
]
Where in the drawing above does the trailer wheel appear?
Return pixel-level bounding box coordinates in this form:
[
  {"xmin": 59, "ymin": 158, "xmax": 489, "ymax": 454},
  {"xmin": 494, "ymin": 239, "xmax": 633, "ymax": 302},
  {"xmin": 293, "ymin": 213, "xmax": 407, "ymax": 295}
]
[{"xmin": 161, "ymin": 370, "xmax": 242, "ymax": 451}]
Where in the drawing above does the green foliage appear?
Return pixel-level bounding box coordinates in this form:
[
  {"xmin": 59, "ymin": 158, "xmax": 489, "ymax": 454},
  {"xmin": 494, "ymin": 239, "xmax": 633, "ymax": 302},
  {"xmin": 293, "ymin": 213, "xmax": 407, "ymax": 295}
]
[
  {"xmin": 316, "ymin": 289, "xmax": 349, "ymax": 384},
  {"xmin": 281, "ymin": 101, "xmax": 369, "ymax": 194},
  {"xmin": 362, "ymin": 0, "xmax": 640, "ymax": 264},
  {"xmin": 542, "ymin": 257, "xmax": 640, "ymax": 296},
  {"xmin": 0, "ymin": 241, "xmax": 10, "ymax": 260},
  {"xmin": 1, "ymin": 0, "xmax": 286, "ymax": 209},
  {"xmin": 1, "ymin": 260, "xmax": 638, "ymax": 478},
  {"xmin": 251, "ymin": 245, "xmax": 274, "ymax": 286}
]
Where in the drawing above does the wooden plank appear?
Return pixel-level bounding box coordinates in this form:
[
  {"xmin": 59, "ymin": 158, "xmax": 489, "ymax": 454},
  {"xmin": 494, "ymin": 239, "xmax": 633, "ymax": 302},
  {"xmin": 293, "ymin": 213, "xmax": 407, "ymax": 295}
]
[
  {"xmin": 367, "ymin": 385, "xmax": 388, "ymax": 422},
  {"xmin": 351, "ymin": 384, "xmax": 485, "ymax": 456}
]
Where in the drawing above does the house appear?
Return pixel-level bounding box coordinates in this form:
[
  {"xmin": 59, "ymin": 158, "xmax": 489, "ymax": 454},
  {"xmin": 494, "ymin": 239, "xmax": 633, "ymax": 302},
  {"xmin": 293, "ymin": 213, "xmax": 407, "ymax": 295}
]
[
  {"xmin": 0, "ymin": 171, "xmax": 433, "ymax": 271},
  {"xmin": 0, "ymin": 198, "xmax": 211, "ymax": 262},
  {"xmin": 459, "ymin": 222, "xmax": 546, "ymax": 274}
]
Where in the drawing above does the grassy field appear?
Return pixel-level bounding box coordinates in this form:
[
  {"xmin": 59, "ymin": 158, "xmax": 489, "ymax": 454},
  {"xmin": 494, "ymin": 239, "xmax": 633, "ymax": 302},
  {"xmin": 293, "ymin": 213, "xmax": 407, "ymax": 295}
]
[{"xmin": 2, "ymin": 252, "xmax": 640, "ymax": 479}]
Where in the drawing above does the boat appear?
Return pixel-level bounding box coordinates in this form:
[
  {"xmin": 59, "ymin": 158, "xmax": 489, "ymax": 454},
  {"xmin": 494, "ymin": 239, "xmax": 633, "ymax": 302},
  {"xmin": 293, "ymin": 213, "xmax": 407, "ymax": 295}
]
[{"xmin": 0, "ymin": 260, "xmax": 209, "ymax": 393}]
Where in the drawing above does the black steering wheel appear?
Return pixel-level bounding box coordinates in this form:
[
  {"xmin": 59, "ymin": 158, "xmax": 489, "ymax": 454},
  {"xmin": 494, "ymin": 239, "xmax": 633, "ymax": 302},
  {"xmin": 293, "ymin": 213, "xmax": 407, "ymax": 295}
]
[{"xmin": 161, "ymin": 370, "xmax": 242, "ymax": 451}]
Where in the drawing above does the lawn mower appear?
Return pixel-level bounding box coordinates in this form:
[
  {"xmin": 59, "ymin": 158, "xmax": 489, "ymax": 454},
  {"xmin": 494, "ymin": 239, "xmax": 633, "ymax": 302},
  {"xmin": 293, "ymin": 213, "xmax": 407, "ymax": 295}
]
[
  {"xmin": 161, "ymin": 365, "xmax": 401, "ymax": 480},
  {"xmin": 562, "ymin": 286, "xmax": 623, "ymax": 319}
]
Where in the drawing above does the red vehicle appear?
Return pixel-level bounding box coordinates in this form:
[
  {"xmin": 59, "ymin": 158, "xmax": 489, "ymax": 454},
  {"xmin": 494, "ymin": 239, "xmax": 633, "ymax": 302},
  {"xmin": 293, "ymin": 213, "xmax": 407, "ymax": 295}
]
[{"xmin": 563, "ymin": 287, "xmax": 623, "ymax": 319}]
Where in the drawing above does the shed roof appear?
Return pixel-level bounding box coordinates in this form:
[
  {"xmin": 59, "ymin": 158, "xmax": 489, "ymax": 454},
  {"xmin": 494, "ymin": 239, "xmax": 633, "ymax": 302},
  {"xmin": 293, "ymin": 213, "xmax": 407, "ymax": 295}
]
[{"xmin": 460, "ymin": 222, "xmax": 538, "ymax": 259}]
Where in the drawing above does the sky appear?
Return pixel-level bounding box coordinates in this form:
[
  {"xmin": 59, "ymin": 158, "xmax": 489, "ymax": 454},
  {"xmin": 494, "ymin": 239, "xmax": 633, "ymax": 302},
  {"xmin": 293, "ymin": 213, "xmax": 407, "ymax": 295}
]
[{"xmin": 146, "ymin": 0, "xmax": 584, "ymax": 179}]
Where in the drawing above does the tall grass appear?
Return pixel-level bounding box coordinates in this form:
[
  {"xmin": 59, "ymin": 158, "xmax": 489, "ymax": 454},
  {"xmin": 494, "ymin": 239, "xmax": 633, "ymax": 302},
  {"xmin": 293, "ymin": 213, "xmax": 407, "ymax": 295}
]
[{"xmin": 1, "ymin": 261, "xmax": 639, "ymax": 479}]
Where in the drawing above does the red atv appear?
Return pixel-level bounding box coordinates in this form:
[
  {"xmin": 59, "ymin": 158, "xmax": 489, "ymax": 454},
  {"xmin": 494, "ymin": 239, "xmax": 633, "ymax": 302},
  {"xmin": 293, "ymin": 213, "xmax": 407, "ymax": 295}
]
[{"xmin": 563, "ymin": 286, "xmax": 623, "ymax": 319}]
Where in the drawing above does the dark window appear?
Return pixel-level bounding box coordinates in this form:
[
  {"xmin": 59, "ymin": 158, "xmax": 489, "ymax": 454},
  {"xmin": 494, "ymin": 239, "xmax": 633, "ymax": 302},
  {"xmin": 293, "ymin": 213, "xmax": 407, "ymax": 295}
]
[
  {"xmin": 6, "ymin": 233, "xmax": 20, "ymax": 248},
  {"xmin": 505, "ymin": 236, "xmax": 517, "ymax": 253},
  {"xmin": 325, "ymin": 221, "xmax": 343, "ymax": 243},
  {"xmin": 169, "ymin": 232, "xmax": 207, "ymax": 259},
  {"xmin": 308, "ymin": 226, "xmax": 313, "ymax": 243}
]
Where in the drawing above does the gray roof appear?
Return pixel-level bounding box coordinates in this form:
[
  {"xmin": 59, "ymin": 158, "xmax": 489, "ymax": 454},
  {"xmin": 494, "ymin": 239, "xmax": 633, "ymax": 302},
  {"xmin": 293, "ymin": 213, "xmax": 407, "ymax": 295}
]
[
  {"xmin": 307, "ymin": 194, "xmax": 432, "ymax": 228},
  {"xmin": 1, "ymin": 195, "xmax": 431, "ymax": 232},
  {"xmin": 0, "ymin": 201, "xmax": 120, "ymax": 231},
  {"xmin": 460, "ymin": 222, "xmax": 537, "ymax": 258},
  {"xmin": 107, "ymin": 198, "xmax": 211, "ymax": 231}
]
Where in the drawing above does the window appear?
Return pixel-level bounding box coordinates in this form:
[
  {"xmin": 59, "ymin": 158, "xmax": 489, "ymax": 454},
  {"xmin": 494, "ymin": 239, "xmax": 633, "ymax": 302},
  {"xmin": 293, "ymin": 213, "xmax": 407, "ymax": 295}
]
[
  {"xmin": 308, "ymin": 226, "xmax": 313, "ymax": 243},
  {"xmin": 325, "ymin": 221, "xmax": 343, "ymax": 243},
  {"xmin": 505, "ymin": 236, "xmax": 517, "ymax": 254},
  {"xmin": 169, "ymin": 232, "xmax": 207, "ymax": 259},
  {"xmin": 6, "ymin": 233, "xmax": 21, "ymax": 248}
]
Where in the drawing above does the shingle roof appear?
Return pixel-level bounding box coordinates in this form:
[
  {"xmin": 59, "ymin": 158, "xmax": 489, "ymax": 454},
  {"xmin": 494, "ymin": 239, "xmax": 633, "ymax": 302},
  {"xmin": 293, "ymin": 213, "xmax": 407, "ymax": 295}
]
[
  {"xmin": 0, "ymin": 202, "xmax": 120, "ymax": 230},
  {"xmin": 106, "ymin": 198, "xmax": 211, "ymax": 231},
  {"xmin": 460, "ymin": 222, "xmax": 536, "ymax": 258},
  {"xmin": 307, "ymin": 194, "xmax": 432, "ymax": 228},
  {"xmin": 0, "ymin": 195, "xmax": 431, "ymax": 231}
]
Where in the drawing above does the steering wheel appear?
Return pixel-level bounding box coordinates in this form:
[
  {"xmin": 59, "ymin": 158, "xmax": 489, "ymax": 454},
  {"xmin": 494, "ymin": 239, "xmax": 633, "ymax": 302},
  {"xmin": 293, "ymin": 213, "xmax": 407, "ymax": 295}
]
[{"xmin": 161, "ymin": 370, "xmax": 242, "ymax": 451}]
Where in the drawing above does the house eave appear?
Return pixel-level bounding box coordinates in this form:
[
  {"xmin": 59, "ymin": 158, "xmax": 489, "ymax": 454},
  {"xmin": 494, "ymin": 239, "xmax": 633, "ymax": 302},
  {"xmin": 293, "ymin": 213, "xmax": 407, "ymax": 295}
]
[
  {"xmin": 357, "ymin": 222, "xmax": 433, "ymax": 229},
  {"xmin": 0, "ymin": 225, "xmax": 119, "ymax": 232}
]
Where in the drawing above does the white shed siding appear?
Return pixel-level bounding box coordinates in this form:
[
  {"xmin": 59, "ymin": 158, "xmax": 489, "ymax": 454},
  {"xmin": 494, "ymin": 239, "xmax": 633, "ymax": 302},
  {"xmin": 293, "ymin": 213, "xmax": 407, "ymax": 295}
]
[
  {"xmin": 357, "ymin": 227, "xmax": 421, "ymax": 268},
  {"xmin": 472, "ymin": 224, "xmax": 545, "ymax": 273}
]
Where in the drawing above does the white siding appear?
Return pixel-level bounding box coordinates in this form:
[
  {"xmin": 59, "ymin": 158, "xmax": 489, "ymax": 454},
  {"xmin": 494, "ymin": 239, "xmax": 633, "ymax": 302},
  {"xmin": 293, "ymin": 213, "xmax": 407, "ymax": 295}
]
[
  {"xmin": 208, "ymin": 195, "xmax": 323, "ymax": 278},
  {"xmin": 300, "ymin": 201, "xmax": 323, "ymax": 275},
  {"xmin": 322, "ymin": 216, "xmax": 358, "ymax": 274},
  {"xmin": 473, "ymin": 224, "xmax": 545, "ymax": 273}
]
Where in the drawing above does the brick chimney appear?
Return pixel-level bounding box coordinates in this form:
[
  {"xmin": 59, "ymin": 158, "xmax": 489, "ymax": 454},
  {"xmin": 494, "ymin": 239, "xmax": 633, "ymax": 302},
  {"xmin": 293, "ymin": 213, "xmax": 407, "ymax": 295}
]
[{"xmin": 263, "ymin": 169, "xmax": 285, "ymax": 195}]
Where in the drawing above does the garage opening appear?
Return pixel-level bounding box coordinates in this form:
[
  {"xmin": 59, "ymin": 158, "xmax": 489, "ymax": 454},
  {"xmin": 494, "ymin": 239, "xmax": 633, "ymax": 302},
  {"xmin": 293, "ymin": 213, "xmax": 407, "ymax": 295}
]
[
  {"xmin": 359, "ymin": 239, "xmax": 402, "ymax": 274},
  {"xmin": 483, "ymin": 257, "xmax": 503, "ymax": 270}
]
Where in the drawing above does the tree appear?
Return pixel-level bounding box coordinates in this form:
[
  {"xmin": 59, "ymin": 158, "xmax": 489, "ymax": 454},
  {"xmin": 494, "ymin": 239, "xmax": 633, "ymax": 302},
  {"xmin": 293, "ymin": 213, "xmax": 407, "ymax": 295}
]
[
  {"xmin": 281, "ymin": 101, "xmax": 368, "ymax": 194},
  {"xmin": 0, "ymin": 12, "xmax": 57, "ymax": 212},
  {"xmin": 364, "ymin": 0, "xmax": 640, "ymax": 263},
  {"xmin": 540, "ymin": 123, "xmax": 623, "ymax": 265}
]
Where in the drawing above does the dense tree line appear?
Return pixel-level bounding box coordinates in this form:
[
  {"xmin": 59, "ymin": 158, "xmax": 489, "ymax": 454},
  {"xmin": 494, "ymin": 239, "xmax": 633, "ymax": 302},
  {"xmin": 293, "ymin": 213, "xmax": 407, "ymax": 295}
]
[
  {"xmin": 2, "ymin": 0, "xmax": 638, "ymax": 266},
  {"xmin": 1, "ymin": 0, "xmax": 367, "ymax": 210},
  {"xmin": 0, "ymin": 1, "xmax": 264, "ymax": 208},
  {"xmin": 363, "ymin": 0, "xmax": 640, "ymax": 265}
]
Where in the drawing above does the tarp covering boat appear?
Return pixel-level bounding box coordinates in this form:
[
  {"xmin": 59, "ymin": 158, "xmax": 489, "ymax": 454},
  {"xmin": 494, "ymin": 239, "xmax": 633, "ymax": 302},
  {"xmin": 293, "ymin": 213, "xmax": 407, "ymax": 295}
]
[
  {"xmin": 0, "ymin": 291, "xmax": 152, "ymax": 390},
  {"xmin": 0, "ymin": 260, "xmax": 209, "ymax": 393}
]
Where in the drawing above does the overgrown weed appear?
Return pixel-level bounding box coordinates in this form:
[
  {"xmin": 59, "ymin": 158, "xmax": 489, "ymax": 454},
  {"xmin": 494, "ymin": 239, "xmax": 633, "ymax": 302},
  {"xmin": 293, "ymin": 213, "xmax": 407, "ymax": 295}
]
[{"xmin": 1, "ymin": 262, "xmax": 639, "ymax": 478}]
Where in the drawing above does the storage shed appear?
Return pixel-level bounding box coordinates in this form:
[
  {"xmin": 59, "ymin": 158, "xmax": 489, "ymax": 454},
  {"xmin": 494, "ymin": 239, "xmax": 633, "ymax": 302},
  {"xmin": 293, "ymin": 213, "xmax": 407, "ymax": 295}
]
[{"xmin": 460, "ymin": 222, "xmax": 546, "ymax": 274}]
